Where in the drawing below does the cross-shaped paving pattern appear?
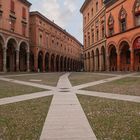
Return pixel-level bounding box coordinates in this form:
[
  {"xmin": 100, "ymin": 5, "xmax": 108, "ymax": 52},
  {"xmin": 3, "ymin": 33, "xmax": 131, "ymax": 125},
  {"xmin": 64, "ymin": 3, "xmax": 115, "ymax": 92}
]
[{"xmin": 0, "ymin": 72, "xmax": 140, "ymax": 140}]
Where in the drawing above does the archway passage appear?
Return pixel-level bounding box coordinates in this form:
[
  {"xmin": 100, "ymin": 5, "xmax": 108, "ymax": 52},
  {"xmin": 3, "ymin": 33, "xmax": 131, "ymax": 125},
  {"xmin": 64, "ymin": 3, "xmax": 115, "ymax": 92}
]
[
  {"xmin": 56, "ymin": 55, "xmax": 60, "ymax": 72},
  {"xmin": 0, "ymin": 43, "xmax": 3, "ymax": 71},
  {"xmin": 45, "ymin": 53, "xmax": 49, "ymax": 72},
  {"xmin": 101, "ymin": 46, "xmax": 106, "ymax": 71},
  {"xmin": 133, "ymin": 37, "xmax": 140, "ymax": 71},
  {"xmin": 96, "ymin": 49, "xmax": 100, "ymax": 71},
  {"xmin": 64, "ymin": 57, "xmax": 67, "ymax": 71},
  {"xmin": 120, "ymin": 41, "xmax": 130, "ymax": 71},
  {"xmin": 6, "ymin": 39, "xmax": 17, "ymax": 72},
  {"xmin": 60, "ymin": 56, "xmax": 63, "ymax": 72},
  {"xmin": 109, "ymin": 45, "xmax": 117, "ymax": 71},
  {"xmin": 38, "ymin": 51, "xmax": 43, "ymax": 72},
  {"xmin": 19, "ymin": 42, "xmax": 27, "ymax": 71},
  {"xmin": 51, "ymin": 54, "xmax": 55, "ymax": 72},
  {"xmin": 30, "ymin": 51, "xmax": 34, "ymax": 72},
  {"xmin": 92, "ymin": 51, "xmax": 95, "ymax": 71}
]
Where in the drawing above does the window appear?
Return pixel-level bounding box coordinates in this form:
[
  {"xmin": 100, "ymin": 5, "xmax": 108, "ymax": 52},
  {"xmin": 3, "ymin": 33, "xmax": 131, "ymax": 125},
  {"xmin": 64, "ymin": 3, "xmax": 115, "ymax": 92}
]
[
  {"xmin": 102, "ymin": 26, "xmax": 105, "ymax": 38},
  {"xmin": 96, "ymin": 1, "xmax": 98, "ymax": 12},
  {"xmin": 88, "ymin": 33, "xmax": 90, "ymax": 47},
  {"xmin": 10, "ymin": 0, "xmax": 15, "ymax": 13},
  {"xmin": 108, "ymin": 14, "xmax": 114, "ymax": 36},
  {"xmin": 39, "ymin": 34, "xmax": 42, "ymax": 46},
  {"xmin": 134, "ymin": 0, "xmax": 140, "ymax": 26},
  {"xmin": 91, "ymin": 29, "xmax": 94, "ymax": 44},
  {"xmin": 91, "ymin": 8, "xmax": 93, "ymax": 16},
  {"xmin": 119, "ymin": 7, "xmax": 127, "ymax": 32},
  {"xmin": 96, "ymin": 29, "xmax": 99, "ymax": 41},
  {"xmin": 88, "ymin": 13, "xmax": 89, "ymax": 21},
  {"xmin": 22, "ymin": 24, "xmax": 26, "ymax": 36},
  {"xmin": 84, "ymin": 35, "xmax": 86, "ymax": 48},
  {"xmin": 22, "ymin": 7, "xmax": 26, "ymax": 19},
  {"xmin": 10, "ymin": 20, "xmax": 15, "ymax": 32},
  {"xmin": 46, "ymin": 34, "xmax": 49, "ymax": 47}
]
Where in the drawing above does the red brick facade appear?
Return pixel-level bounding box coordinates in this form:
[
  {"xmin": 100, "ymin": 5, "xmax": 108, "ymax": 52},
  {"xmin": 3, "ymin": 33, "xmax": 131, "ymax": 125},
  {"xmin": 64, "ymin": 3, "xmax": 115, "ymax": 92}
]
[
  {"xmin": 81, "ymin": 0, "xmax": 140, "ymax": 72},
  {"xmin": 0, "ymin": 0, "xmax": 31, "ymax": 72},
  {"xmin": 0, "ymin": 1, "xmax": 83, "ymax": 72}
]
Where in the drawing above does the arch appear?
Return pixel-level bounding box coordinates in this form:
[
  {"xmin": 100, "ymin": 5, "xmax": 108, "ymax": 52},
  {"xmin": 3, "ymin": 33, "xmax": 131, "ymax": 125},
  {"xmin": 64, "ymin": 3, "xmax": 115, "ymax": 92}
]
[
  {"xmin": 109, "ymin": 44, "xmax": 117, "ymax": 71},
  {"xmin": 18, "ymin": 40, "xmax": 29, "ymax": 52},
  {"xmin": 45, "ymin": 52, "xmax": 49, "ymax": 72},
  {"xmin": 133, "ymin": 36, "xmax": 140, "ymax": 71},
  {"xmin": 38, "ymin": 51, "xmax": 43, "ymax": 72},
  {"xmin": 0, "ymin": 35, "xmax": 5, "ymax": 71},
  {"xmin": 30, "ymin": 51, "xmax": 34, "ymax": 72},
  {"xmin": 91, "ymin": 50, "xmax": 95, "ymax": 71},
  {"xmin": 87, "ymin": 52, "xmax": 90, "ymax": 72},
  {"xmin": 95, "ymin": 48, "xmax": 100, "ymax": 71},
  {"xmin": 101, "ymin": 46, "xmax": 106, "ymax": 71},
  {"xmin": 6, "ymin": 38, "xmax": 18, "ymax": 72},
  {"xmin": 118, "ymin": 38, "xmax": 131, "ymax": 51},
  {"xmin": 60, "ymin": 56, "xmax": 63, "ymax": 72},
  {"xmin": 119, "ymin": 41, "xmax": 130, "ymax": 71},
  {"xmin": 19, "ymin": 41, "xmax": 28, "ymax": 71},
  {"xmin": 51, "ymin": 54, "xmax": 55, "ymax": 72},
  {"xmin": 6, "ymin": 37, "xmax": 18, "ymax": 50},
  {"xmin": 56, "ymin": 55, "xmax": 60, "ymax": 72}
]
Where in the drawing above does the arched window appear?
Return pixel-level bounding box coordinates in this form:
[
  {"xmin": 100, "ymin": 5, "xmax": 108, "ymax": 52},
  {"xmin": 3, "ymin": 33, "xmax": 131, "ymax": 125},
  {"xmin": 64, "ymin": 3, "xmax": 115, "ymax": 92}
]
[
  {"xmin": 134, "ymin": 0, "xmax": 140, "ymax": 26},
  {"xmin": 108, "ymin": 14, "xmax": 114, "ymax": 36},
  {"xmin": 119, "ymin": 7, "xmax": 127, "ymax": 32}
]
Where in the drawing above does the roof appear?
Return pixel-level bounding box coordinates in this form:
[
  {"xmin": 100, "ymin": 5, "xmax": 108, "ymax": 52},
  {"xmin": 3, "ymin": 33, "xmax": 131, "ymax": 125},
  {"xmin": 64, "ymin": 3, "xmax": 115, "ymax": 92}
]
[
  {"xmin": 80, "ymin": 0, "xmax": 91, "ymax": 13},
  {"xmin": 30, "ymin": 11, "xmax": 83, "ymax": 46},
  {"xmin": 19, "ymin": 0, "xmax": 32, "ymax": 7}
]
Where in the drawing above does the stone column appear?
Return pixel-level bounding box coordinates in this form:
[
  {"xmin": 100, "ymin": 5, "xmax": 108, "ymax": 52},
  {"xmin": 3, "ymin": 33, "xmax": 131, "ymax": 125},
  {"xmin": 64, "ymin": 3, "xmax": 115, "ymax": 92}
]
[
  {"xmin": 130, "ymin": 49, "xmax": 134, "ymax": 72},
  {"xmin": 27, "ymin": 51, "xmax": 30, "ymax": 72},
  {"xmin": 117, "ymin": 52, "xmax": 120, "ymax": 71},
  {"xmin": 99, "ymin": 53, "xmax": 103, "ymax": 71},
  {"xmin": 16, "ymin": 49, "xmax": 19, "ymax": 72},
  {"xmin": 90, "ymin": 56, "xmax": 93, "ymax": 72},
  {"xmin": 3, "ymin": 47, "xmax": 7, "ymax": 72}
]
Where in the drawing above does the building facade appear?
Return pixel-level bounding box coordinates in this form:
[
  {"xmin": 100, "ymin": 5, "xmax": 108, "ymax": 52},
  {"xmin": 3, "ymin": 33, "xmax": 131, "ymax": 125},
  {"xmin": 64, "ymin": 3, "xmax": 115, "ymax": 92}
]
[
  {"xmin": 80, "ymin": 0, "xmax": 106, "ymax": 72},
  {"xmin": 81, "ymin": 0, "xmax": 140, "ymax": 72},
  {"xmin": 0, "ymin": 0, "xmax": 31, "ymax": 72},
  {"xmin": 105, "ymin": 0, "xmax": 140, "ymax": 71},
  {"xmin": 29, "ymin": 12, "xmax": 82, "ymax": 72}
]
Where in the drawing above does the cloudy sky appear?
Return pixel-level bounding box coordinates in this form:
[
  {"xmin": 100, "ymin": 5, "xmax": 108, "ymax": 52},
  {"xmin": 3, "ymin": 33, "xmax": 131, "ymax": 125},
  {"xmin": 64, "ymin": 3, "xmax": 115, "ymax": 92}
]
[{"xmin": 29, "ymin": 0, "xmax": 84, "ymax": 44}]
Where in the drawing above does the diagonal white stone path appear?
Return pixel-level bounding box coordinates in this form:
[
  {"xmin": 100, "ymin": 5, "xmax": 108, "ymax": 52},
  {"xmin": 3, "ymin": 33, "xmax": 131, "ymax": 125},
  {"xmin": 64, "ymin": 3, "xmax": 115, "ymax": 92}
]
[{"xmin": 0, "ymin": 72, "xmax": 140, "ymax": 140}]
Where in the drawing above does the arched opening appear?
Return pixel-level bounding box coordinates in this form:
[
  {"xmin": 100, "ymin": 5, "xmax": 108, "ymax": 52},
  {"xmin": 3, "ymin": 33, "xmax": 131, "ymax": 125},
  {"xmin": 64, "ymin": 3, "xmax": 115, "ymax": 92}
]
[
  {"xmin": 120, "ymin": 41, "xmax": 130, "ymax": 71},
  {"xmin": 45, "ymin": 52, "xmax": 49, "ymax": 72},
  {"xmin": 56, "ymin": 55, "xmax": 60, "ymax": 72},
  {"xmin": 30, "ymin": 51, "xmax": 34, "ymax": 72},
  {"xmin": 67, "ymin": 58, "xmax": 70, "ymax": 71},
  {"xmin": 0, "ymin": 36, "xmax": 4, "ymax": 72},
  {"xmin": 92, "ymin": 50, "xmax": 95, "ymax": 71},
  {"xmin": 51, "ymin": 54, "xmax": 55, "ymax": 72},
  {"xmin": 109, "ymin": 45, "xmax": 117, "ymax": 71},
  {"xmin": 38, "ymin": 51, "xmax": 43, "ymax": 72},
  {"xmin": 101, "ymin": 46, "xmax": 106, "ymax": 71},
  {"xmin": 88, "ymin": 52, "xmax": 90, "ymax": 72},
  {"xmin": 60, "ymin": 56, "xmax": 63, "ymax": 72},
  {"xmin": 70, "ymin": 59, "xmax": 73, "ymax": 71},
  {"xmin": 6, "ymin": 38, "xmax": 17, "ymax": 72},
  {"xmin": 133, "ymin": 36, "xmax": 140, "ymax": 71},
  {"xmin": 96, "ymin": 48, "xmax": 100, "ymax": 71},
  {"xmin": 19, "ymin": 42, "xmax": 27, "ymax": 71},
  {"xmin": 64, "ymin": 57, "xmax": 67, "ymax": 71}
]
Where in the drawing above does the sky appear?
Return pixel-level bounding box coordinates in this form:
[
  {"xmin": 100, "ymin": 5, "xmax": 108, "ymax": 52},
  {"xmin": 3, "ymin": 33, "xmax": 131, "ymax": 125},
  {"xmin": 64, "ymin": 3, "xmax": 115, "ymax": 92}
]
[{"xmin": 29, "ymin": 0, "xmax": 84, "ymax": 44}]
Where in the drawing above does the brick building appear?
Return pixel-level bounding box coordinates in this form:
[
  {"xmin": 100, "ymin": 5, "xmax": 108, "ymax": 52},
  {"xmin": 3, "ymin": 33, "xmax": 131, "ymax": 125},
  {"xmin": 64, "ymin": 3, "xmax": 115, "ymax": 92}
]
[
  {"xmin": 0, "ymin": 0, "xmax": 31, "ymax": 72},
  {"xmin": 81, "ymin": 0, "xmax": 140, "ymax": 72},
  {"xmin": 0, "ymin": 0, "xmax": 83, "ymax": 72},
  {"xmin": 80, "ymin": 0, "xmax": 106, "ymax": 72},
  {"xmin": 29, "ymin": 12, "xmax": 82, "ymax": 72}
]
